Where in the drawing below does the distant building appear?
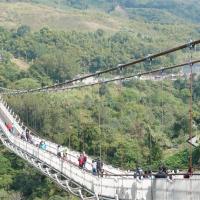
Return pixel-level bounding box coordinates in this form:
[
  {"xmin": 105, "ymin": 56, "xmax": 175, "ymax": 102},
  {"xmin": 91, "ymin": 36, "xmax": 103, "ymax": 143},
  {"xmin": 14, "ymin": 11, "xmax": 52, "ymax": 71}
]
[{"xmin": 73, "ymin": 74, "xmax": 98, "ymax": 85}]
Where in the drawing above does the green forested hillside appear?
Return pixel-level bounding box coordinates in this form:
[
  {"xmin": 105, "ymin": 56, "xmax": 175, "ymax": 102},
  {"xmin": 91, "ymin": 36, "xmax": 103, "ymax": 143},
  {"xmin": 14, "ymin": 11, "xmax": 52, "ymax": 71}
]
[
  {"xmin": 0, "ymin": 24, "xmax": 200, "ymax": 199},
  {"xmin": 0, "ymin": 0, "xmax": 200, "ymax": 199},
  {"xmin": 0, "ymin": 25, "xmax": 199, "ymax": 87}
]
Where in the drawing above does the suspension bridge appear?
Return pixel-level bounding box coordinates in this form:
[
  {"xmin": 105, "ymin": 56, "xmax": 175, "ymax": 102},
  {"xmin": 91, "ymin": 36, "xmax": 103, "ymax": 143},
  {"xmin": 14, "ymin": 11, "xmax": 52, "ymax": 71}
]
[{"xmin": 0, "ymin": 40, "xmax": 200, "ymax": 200}]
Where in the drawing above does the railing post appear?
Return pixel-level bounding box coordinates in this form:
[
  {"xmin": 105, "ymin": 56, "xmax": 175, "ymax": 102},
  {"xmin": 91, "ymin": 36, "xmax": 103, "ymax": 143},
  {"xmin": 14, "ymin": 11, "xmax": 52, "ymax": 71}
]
[
  {"xmin": 38, "ymin": 147, "xmax": 40, "ymax": 159},
  {"xmin": 95, "ymin": 193, "xmax": 99, "ymax": 200},
  {"xmin": 115, "ymin": 194, "xmax": 119, "ymax": 200},
  {"xmin": 25, "ymin": 141, "xmax": 27, "ymax": 153},
  {"xmin": 61, "ymin": 158, "xmax": 64, "ymax": 174}
]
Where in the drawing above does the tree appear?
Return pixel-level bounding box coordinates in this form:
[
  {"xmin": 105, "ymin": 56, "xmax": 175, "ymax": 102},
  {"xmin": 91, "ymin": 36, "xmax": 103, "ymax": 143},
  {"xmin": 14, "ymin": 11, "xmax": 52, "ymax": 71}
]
[
  {"xmin": 0, "ymin": 156, "xmax": 13, "ymax": 188},
  {"xmin": 11, "ymin": 78, "xmax": 41, "ymax": 90},
  {"xmin": 16, "ymin": 25, "xmax": 31, "ymax": 37}
]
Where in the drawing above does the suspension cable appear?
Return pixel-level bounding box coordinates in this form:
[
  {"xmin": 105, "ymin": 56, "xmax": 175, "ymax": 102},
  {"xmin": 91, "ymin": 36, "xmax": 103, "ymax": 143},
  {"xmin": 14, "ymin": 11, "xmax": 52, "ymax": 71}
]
[
  {"xmin": 1, "ymin": 40, "xmax": 200, "ymax": 95},
  {"xmin": 35, "ymin": 39, "xmax": 200, "ymax": 89},
  {"xmin": 0, "ymin": 87, "xmax": 20, "ymax": 91},
  {"xmin": 1, "ymin": 59, "xmax": 200, "ymax": 95},
  {"xmin": 1, "ymin": 59, "xmax": 200, "ymax": 96}
]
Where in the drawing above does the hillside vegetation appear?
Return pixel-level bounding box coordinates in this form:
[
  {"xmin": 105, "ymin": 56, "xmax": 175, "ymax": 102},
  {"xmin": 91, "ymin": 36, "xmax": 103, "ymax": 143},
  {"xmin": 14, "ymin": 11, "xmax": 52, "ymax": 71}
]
[
  {"xmin": 1, "ymin": 0, "xmax": 200, "ymax": 24},
  {"xmin": 0, "ymin": 23, "xmax": 200, "ymax": 199},
  {"xmin": 0, "ymin": 0, "xmax": 200, "ymax": 199}
]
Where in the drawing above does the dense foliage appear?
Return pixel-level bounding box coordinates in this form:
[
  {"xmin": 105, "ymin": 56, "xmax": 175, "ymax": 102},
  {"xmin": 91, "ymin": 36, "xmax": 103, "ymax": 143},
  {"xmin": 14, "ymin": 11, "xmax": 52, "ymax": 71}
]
[
  {"xmin": 5, "ymin": 77, "xmax": 200, "ymax": 167},
  {"xmin": 0, "ymin": 0, "xmax": 200, "ymax": 198},
  {"xmin": 0, "ymin": 24, "xmax": 200, "ymax": 198},
  {"xmin": 0, "ymin": 25, "xmax": 199, "ymax": 87}
]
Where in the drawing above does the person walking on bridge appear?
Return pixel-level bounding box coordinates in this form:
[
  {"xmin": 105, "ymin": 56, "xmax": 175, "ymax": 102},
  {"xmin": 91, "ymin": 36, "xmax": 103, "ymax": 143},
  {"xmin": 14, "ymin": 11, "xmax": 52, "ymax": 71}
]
[
  {"xmin": 57, "ymin": 145, "xmax": 62, "ymax": 157},
  {"xmin": 78, "ymin": 154, "xmax": 84, "ymax": 169},
  {"xmin": 92, "ymin": 160, "xmax": 97, "ymax": 175},
  {"xmin": 62, "ymin": 147, "xmax": 68, "ymax": 161},
  {"xmin": 83, "ymin": 151, "xmax": 87, "ymax": 169},
  {"xmin": 25, "ymin": 130, "xmax": 32, "ymax": 143},
  {"xmin": 5, "ymin": 122, "xmax": 13, "ymax": 133},
  {"xmin": 96, "ymin": 158, "xmax": 103, "ymax": 177},
  {"xmin": 20, "ymin": 128, "xmax": 27, "ymax": 141}
]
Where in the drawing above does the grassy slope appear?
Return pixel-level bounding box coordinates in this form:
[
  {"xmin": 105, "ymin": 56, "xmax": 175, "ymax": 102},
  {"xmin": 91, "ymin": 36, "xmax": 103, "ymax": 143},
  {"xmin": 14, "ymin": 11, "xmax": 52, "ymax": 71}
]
[
  {"xmin": 0, "ymin": 2, "xmax": 199, "ymax": 35},
  {"xmin": 0, "ymin": 2, "xmax": 123, "ymax": 31},
  {"xmin": 0, "ymin": 0, "xmax": 200, "ymax": 25},
  {"xmin": 11, "ymin": 58, "xmax": 30, "ymax": 70},
  {"xmin": 0, "ymin": 2, "xmax": 200, "ymax": 83},
  {"xmin": 0, "ymin": 2, "xmax": 199, "ymax": 50}
]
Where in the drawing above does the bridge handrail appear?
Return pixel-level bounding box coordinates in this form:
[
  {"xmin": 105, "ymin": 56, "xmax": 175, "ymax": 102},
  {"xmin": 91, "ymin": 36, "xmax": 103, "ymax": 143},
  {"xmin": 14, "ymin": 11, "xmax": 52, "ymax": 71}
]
[
  {"xmin": 0, "ymin": 117, "xmax": 141, "ymax": 199},
  {"xmin": 1, "ymin": 99, "xmax": 200, "ymax": 199},
  {"xmin": 0, "ymin": 101, "xmax": 132, "ymax": 178},
  {"xmin": 0, "ymin": 99, "xmax": 125, "ymax": 175}
]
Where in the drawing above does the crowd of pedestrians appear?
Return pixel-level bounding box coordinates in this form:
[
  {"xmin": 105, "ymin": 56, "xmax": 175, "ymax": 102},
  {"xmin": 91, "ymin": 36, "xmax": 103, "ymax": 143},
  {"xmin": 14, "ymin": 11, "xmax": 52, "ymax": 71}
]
[
  {"xmin": 132, "ymin": 164, "xmax": 193, "ymax": 180},
  {"xmin": 5, "ymin": 121, "xmax": 193, "ymax": 179},
  {"xmin": 78, "ymin": 153, "xmax": 104, "ymax": 176},
  {"xmin": 5, "ymin": 121, "xmax": 44, "ymax": 149}
]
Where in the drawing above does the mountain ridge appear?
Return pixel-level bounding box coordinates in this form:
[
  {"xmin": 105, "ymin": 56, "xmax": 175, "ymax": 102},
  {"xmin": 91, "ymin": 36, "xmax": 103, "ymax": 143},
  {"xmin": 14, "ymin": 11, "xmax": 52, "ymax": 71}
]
[
  {"xmin": 0, "ymin": 0, "xmax": 198, "ymax": 24},
  {"xmin": 0, "ymin": 0, "xmax": 199, "ymax": 25}
]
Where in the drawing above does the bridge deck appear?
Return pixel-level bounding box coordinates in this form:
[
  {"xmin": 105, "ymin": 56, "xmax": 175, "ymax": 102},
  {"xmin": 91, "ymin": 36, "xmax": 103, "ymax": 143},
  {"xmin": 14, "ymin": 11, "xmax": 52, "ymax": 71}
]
[{"xmin": 0, "ymin": 98, "xmax": 200, "ymax": 200}]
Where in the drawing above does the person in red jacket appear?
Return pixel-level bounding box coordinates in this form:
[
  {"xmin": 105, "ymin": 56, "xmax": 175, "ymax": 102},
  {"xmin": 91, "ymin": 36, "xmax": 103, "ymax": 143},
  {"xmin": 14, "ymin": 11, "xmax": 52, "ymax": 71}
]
[
  {"xmin": 78, "ymin": 154, "xmax": 84, "ymax": 169},
  {"xmin": 83, "ymin": 151, "xmax": 87, "ymax": 169},
  {"xmin": 5, "ymin": 122, "xmax": 13, "ymax": 133}
]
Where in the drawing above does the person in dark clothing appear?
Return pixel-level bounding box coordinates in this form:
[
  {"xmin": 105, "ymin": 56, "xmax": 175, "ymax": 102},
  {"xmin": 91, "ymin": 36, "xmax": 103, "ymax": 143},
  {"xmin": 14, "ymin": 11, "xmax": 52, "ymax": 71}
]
[
  {"xmin": 96, "ymin": 158, "xmax": 103, "ymax": 177},
  {"xmin": 184, "ymin": 166, "xmax": 193, "ymax": 178},
  {"xmin": 20, "ymin": 128, "xmax": 27, "ymax": 141},
  {"xmin": 155, "ymin": 165, "xmax": 167, "ymax": 178},
  {"xmin": 147, "ymin": 169, "xmax": 152, "ymax": 178},
  {"xmin": 162, "ymin": 165, "xmax": 167, "ymax": 174},
  {"xmin": 135, "ymin": 166, "xmax": 143, "ymax": 180},
  {"xmin": 57, "ymin": 145, "xmax": 62, "ymax": 157},
  {"xmin": 26, "ymin": 130, "xmax": 30, "ymax": 141},
  {"xmin": 25, "ymin": 130, "xmax": 34, "ymax": 144},
  {"xmin": 21, "ymin": 133, "xmax": 26, "ymax": 141}
]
